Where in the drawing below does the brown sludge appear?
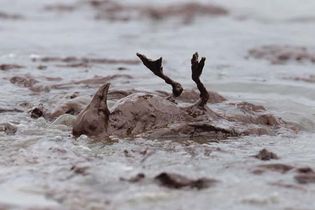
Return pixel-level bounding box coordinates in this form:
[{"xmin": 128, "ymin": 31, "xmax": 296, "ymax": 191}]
[
  {"xmin": 0, "ymin": 108, "xmax": 23, "ymax": 113},
  {"xmin": 51, "ymin": 75, "xmax": 132, "ymax": 90},
  {"xmin": 9, "ymin": 75, "xmax": 49, "ymax": 92},
  {"xmin": 32, "ymin": 56, "xmax": 140, "ymax": 68},
  {"xmin": 0, "ymin": 11, "xmax": 24, "ymax": 20},
  {"xmin": 44, "ymin": 4, "xmax": 77, "ymax": 12},
  {"xmin": 253, "ymin": 164, "xmax": 315, "ymax": 185},
  {"xmin": 270, "ymin": 182, "xmax": 306, "ymax": 191},
  {"xmin": 295, "ymin": 167, "xmax": 315, "ymax": 184},
  {"xmin": 119, "ymin": 172, "xmax": 216, "ymax": 190},
  {"xmin": 30, "ymin": 105, "xmax": 46, "ymax": 119},
  {"xmin": 229, "ymin": 102, "xmax": 266, "ymax": 113},
  {"xmin": 120, "ymin": 173, "xmax": 146, "ymax": 183},
  {"xmin": 88, "ymin": 0, "xmax": 228, "ymax": 23},
  {"xmin": 0, "ymin": 123, "xmax": 17, "ymax": 135},
  {"xmin": 248, "ymin": 45, "xmax": 315, "ymax": 64},
  {"xmin": 154, "ymin": 172, "xmax": 217, "ymax": 190},
  {"xmin": 70, "ymin": 165, "xmax": 90, "ymax": 176},
  {"xmin": 0, "ymin": 64, "xmax": 25, "ymax": 71},
  {"xmin": 285, "ymin": 75, "xmax": 315, "ymax": 83},
  {"xmin": 8, "ymin": 74, "xmax": 132, "ymax": 95},
  {"xmin": 253, "ymin": 164, "xmax": 294, "ymax": 174},
  {"xmin": 254, "ymin": 149, "xmax": 279, "ymax": 161}
]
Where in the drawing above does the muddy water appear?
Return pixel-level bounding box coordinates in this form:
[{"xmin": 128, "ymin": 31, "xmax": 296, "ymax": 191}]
[{"xmin": 1, "ymin": 0, "xmax": 315, "ymax": 209}]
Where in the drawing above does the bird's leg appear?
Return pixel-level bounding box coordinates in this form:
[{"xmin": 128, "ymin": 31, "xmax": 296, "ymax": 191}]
[
  {"xmin": 136, "ymin": 53, "xmax": 183, "ymax": 97},
  {"xmin": 191, "ymin": 52, "xmax": 209, "ymax": 108}
]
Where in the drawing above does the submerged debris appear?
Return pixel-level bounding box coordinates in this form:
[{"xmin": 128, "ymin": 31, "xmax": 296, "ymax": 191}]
[
  {"xmin": 10, "ymin": 75, "xmax": 38, "ymax": 87},
  {"xmin": 30, "ymin": 105, "xmax": 46, "ymax": 119},
  {"xmin": 248, "ymin": 45, "xmax": 315, "ymax": 64},
  {"xmin": 295, "ymin": 167, "xmax": 315, "ymax": 184},
  {"xmin": 37, "ymin": 64, "xmax": 48, "ymax": 70},
  {"xmin": 44, "ymin": 4, "xmax": 77, "ymax": 12},
  {"xmin": 44, "ymin": 0, "xmax": 228, "ymax": 23},
  {"xmin": 70, "ymin": 165, "xmax": 90, "ymax": 176},
  {"xmin": 89, "ymin": 1, "xmax": 228, "ymax": 23},
  {"xmin": 120, "ymin": 173, "xmax": 146, "ymax": 183},
  {"xmin": 32, "ymin": 56, "xmax": 140, "ymax": 68},
  {"xmin": 229, "ymin": 102, "xmax": 266, "ymax": 113},
  {"xmin": 154, "ymin": 172, "xmax": 217, "ymax": 190},
  {"xmin": 8, "ymin": 74, "xmax": 132, "ymax": 94},
  {"xmin": 296, "ymin": 167, "xmax": 314, "ymax": 174},
  {"xmin": 270, "ymin": 181, "xmax": 306, "ymax": 191},
  {"xmin": 0, "ymin": 123, "xmax": 17, "ymax": 135},
  {"xmin": 253, "ymin": 164, "xmax": 294, "ymax": 174},
  {"xmin": 0, "ymin": 64, "xmax": 24, "ymax": 71},
  {"xmin": 284, "ymin": 75, "xmax": 315, "ymax": 83},
  {"xmin": 49, "ymin": 98, "xmax": 88, "ymax": 120},
  {"xmin": 295, "ymin": 174, "xmax": 315, "ymax": 184},
  {"xmin": 0, "ymin": 107, "xmax": 23, "ymax": 113},
  {"xmin": 58, "ymin": 75, "xmax": 132, "ymax": 86},
  {"xmin": 254, "ymin": 164, "xmax": 315, "ymax": 185},
  {"xmin": 143, "ymin": 2, "xmax": 228, "ymax": 22},
  {"xmin": 0, "ymin": 11, "xmax": 24, "ymax": 20},
  {"xmin": 9, "ymin": 75, "xmax": 48, "ymax": 92},
  {"xmin": 254, "ymin": 149, "xmax": 279, "ymax": 161},
  {"xmin": 120, "ymin": 172, "xmax": 217, "ymax": 190}
]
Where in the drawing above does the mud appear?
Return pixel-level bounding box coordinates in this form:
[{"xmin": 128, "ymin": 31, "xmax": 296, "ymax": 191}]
[
  {"xmin": 32, "ymin": 56, "xmax": 140, "ymax": 67},
  {"xmin": 286, "ymin": 16, "xmax": 315, "ymax": 23},
  {"xmin": 253, "ymin": 164, "xmax": 315, "ymax": 186},
  {"xmin": 70, "ymin": 165, "xmax": 90, "ymax": 176},
  {"xmin": 269, "ymin": 182, "xmax": 306, "ymax": 191},
  {"xmin": 248, "ymin": 45, "xmax": 315, "ymax": 64},
  {"xmin": 254, "ymin": 149, "xmax": 279, "ymax": 161},
  {"xmin": 294, "ymin": 167, "xmax": 315, "ymax": 184},
  {"xmin": 295, "ymin": 173, "xmax": 315, "ymax": 184},
  {"xmin": 120, "ymin": 173, "xmax": 145, "ymax": 183},
  {"xmin": 228, "ymin": 102, "xmax": 266, "ymax": 113},
  {"xmin": 0, "ymin": 64, "xmax": 24, "ymax": 71},
  {"xmin": 7, "ymin": 74, "xmax": 134, "ymax": 121},
  {"xmin": 154, "ymin": 172, "xmax": 217, "ymax": 190},
  {"xmin": 61, "ymin": 75, "xmax": 132, "ymax": 86},
  {"xmin": 30, "ymin": 105, "xmax": 46, "ymax": 119},
  {"xmin": 0, "ymin": 107, "xmax": 23, "ymax": 113},
  {"xmin": 0, "ymin": 123, "xmax": 17, "ymax": 135},
  {"xmin": 44, "ymin": 4, "xmax": 77, "ymax": 12},
  {"xmin": 49, "ymin": 98, "xmax": 87, "ymax": 119},
  {"xmin": 177, "ymin": 89, "xmax": 225, "ymax": 104},
  {"xmin": 0, "ymin": 11, "xmax": 24, "ymax": 20},
  {"xmin": 87, "ymin": 0, "xmax": 228, "ymax": 23},
  {"xmin": 296, "ymin": 167, "xmax": 314, "ymax": 174},
  {"xmin": 92, "ymin": 94, "xmax": 285, "ymax": 139},
  {"xmin": 28, "ymin": 94, "xmax": 91, "ymax": 121},
  {"xmin": 9, "ymin": 75, "xmax": 47, "ymax": 92},
  {"xmin": 119, "ymin": 171, "xmax": 218, "ymax": 190},
  {"xmin": 285, "ymin": 75, "xmax": 315, "ymax": 83},
  {"xmin": 10, "ymin": 75, "xmax": 39, "ymax": 88},
  {"xmin": 253, "ymin": 164, "xmax": 294, "ymax": 174},
  {"xmin": 8, "ymin": 74, "xmax": 132, "ymax": 94},
  {"xmin": 107, "ymin": 88, "xmax": 226, "ymax": 103}
]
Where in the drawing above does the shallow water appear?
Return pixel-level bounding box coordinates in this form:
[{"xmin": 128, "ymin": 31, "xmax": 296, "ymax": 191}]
[{"xmin": 1, "ymin": 0, "xmax": 315, "ymax": 209}]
